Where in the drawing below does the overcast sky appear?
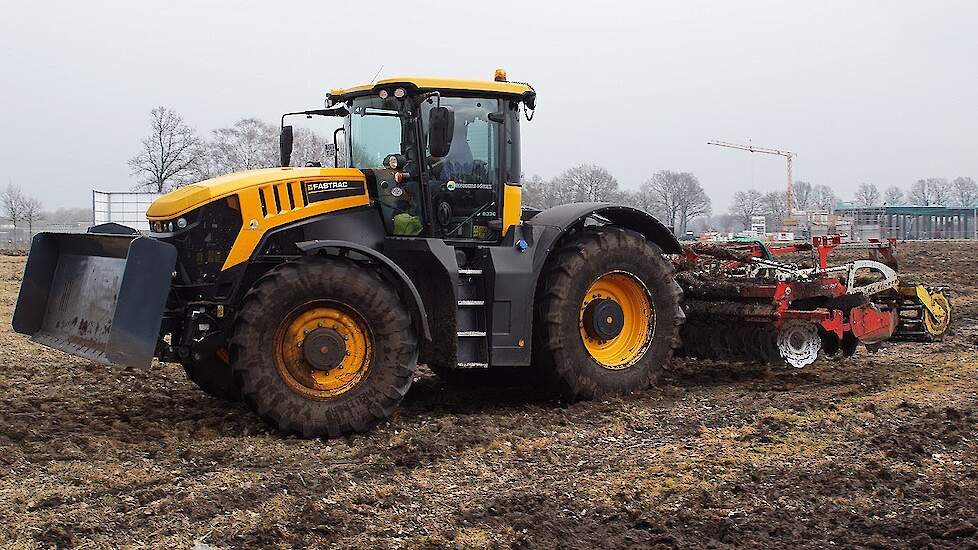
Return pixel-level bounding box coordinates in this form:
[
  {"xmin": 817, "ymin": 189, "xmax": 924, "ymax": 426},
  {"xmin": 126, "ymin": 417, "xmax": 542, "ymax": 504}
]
[{"xmin": 1, "ymin": 0, "xmax": 976, "ymax": 211}]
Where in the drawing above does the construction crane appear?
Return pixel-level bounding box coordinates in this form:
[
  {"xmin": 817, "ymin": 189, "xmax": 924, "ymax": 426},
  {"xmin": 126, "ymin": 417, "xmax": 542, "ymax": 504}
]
[{"xmin": 707, "ymin": 140, "xmax": 797, "ymax": 225}]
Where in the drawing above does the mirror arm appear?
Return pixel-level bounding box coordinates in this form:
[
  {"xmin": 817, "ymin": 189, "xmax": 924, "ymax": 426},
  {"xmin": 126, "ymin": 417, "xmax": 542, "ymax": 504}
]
[{"xmin": 333, "ymin": 127, "xmax": 345, "ymax": 168}]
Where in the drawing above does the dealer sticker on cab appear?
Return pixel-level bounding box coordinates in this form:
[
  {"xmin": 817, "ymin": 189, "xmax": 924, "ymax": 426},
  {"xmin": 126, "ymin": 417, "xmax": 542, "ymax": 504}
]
[{"xmin": 303, "ymin": 180, "xmax": 365, "ymax": 202}]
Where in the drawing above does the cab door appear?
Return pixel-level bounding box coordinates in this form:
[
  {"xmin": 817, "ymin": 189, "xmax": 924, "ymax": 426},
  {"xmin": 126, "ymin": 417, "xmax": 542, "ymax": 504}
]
[{"xmin": 421, "ymin": 96, "xmax": 506, "ymax": 241}]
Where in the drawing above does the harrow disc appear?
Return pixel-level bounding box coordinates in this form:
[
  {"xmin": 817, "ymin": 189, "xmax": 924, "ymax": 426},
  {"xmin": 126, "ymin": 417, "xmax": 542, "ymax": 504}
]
[{"xmin": 777, "ymin": 321, "xmax": 822, "ymax": 368}]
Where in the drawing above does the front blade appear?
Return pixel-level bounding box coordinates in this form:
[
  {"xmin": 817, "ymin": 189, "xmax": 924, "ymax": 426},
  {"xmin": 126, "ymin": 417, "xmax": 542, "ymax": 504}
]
[{"xmin": 13, "ymin": 232, "xmax": 177, "ymax": 368}]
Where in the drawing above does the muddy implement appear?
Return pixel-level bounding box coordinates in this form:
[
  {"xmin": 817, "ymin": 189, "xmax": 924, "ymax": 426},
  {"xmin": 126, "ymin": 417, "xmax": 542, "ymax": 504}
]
[
  {"xmin": 675, "ymin": 236, "xmax": 943, "ymax": 368},
  {"xmin": 876, "ymin": 285, "xmax": 953, "ymax": 342},
  {"xmin": 12, "ymin": 231, "xmax": 177, "ymax": 368}
]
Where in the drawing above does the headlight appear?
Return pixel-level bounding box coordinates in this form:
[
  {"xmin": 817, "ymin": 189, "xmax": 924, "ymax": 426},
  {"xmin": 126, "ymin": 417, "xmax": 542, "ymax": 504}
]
[
  {"xmin": 177, "ymin": 217, "xmax": 188, "ymax": 229},
  {"xmin": 378, "ymin": 89, "xmax": 389, "ymax": 99},
  {"xmin": 393, "ymin": 87, "xmax": 407, "ymax": 99}
]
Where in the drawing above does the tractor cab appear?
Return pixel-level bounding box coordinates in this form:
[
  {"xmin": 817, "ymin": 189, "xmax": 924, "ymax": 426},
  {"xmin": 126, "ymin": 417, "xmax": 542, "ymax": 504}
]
[{"xmin": 283, "ymin": 73, "xmax": 535, "ymax": 242}]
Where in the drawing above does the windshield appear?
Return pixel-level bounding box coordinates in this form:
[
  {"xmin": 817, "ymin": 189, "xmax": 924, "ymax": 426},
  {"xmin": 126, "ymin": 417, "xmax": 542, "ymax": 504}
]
[{"xmin": 345, "ymin": 96, "xmax": 413, "ymax": 169}]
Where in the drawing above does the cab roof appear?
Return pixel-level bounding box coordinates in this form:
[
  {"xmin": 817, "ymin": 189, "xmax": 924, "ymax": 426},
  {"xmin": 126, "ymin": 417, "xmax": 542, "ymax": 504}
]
[{"xmin": 328, "ymin": 76, "xmax": 534, "ymax": 102}]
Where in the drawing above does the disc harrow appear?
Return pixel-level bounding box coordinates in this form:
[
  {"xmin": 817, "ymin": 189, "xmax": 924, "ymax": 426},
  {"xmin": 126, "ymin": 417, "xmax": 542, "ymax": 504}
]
[{"xmin": 675, "ymin": 236, "xmax": 951, "ymax": 368}]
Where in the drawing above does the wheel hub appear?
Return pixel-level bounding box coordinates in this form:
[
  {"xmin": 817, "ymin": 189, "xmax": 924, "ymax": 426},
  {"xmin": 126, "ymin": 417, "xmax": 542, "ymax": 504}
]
[
  {"xmin": 777, "ymin": 320, "xmax": 821, "ymax": 368},
  {"xmin": 302, "ymin": 328, "xmax": 347, "ymax": 372},
  {"xmin": 579, "ymin": 271, "xmax": 655, "ymax": 370},
  {"xmin": 582, "ymin": 298, "xmax": 625, "ymax": 341},
  {"xmin": 274, "ymin": 303, "xmax": 372, "ymax": 399}
]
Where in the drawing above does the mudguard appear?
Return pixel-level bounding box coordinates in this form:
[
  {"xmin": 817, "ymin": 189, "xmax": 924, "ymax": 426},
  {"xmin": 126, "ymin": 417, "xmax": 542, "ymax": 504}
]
[
  {"xmin": 294, "ymin": 239, "xmax": 432, "ymax": 341},
  {"xmin": 526, "ymin": 202, "xmax": 681, "ymax": 254},
  {"xmin": 12, "ymin": 232, "xmax": 177, "ymax": 368}
]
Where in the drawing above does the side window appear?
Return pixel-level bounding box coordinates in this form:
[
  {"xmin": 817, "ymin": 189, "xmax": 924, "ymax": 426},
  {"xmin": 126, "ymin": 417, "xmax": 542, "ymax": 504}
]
[{"xmin": 349, "ymin": 110, "xmax": 402, "ymax": 168}]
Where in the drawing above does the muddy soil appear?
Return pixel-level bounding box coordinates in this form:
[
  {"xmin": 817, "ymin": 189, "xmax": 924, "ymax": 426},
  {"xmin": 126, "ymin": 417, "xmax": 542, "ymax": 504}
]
[{"xmin": 0, "ymin": 241, "xmax": 976, "ymax": 549}]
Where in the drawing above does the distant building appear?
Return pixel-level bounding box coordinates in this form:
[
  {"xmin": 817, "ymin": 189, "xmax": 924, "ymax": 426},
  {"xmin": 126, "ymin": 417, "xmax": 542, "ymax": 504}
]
[
  {"xmin": 835, "ymin": 205, "xmax": 978, "ymax": 240},
  {"xmin": 750, "ymin": 215, "xmax": 766, "ymax": 234}
]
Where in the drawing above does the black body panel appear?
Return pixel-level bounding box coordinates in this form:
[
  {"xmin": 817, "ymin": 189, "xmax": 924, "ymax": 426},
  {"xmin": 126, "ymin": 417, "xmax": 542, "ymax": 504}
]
[
  {"xmin": 484, "ymin": 202, "xmax": 681, "ymax": 366},
  {"xmin": 382, "ymin": 237, "xmax": 460, "ymax": 367},
  {"xmin": 257, "ymin": 205, "xmax": 386, "ymax": 256}
]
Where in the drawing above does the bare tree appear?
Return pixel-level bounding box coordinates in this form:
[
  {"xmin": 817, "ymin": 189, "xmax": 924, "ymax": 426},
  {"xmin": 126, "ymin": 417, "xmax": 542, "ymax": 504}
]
[
  {"xmin": 522, "ymin": 174, "xmax": 576, "ymax": 209},
  {"xmin": 552, "ymin": 164, "xmax": 620, "ymax": 203},
  {"xmin": 639, "ymin": 171, "xmax": 710, "ymax": 233},
  {"xmin": 762, "ymin": 191, "xmax": 787, "ymax": 218},
  {"xmin": 811, "ymin": 184, "xmax": 837, "ymax": 211},
  {"xmin": 1, "ymin": 184, "xmax": 24, "ymax": 235},
  {"xmin": 951, "ymin": 176, "xmax": 978, "ymax": 207},
  {"xmin": 676, "ymin": 175, "xmax": 711, "ymax": 235},
  {"xmin": 793, "ymin": 181, "xmax": 813, "ymax": 211},
  {"xmin": 291, "ymin": 127, "xmax": 330, "ymax": 167},
  {"xmin": 21, "ymin": 195, "xmax": 43, "ymax": 239},
  {"xmin": 205, "ymin": 118, "xmax": 279, "ymax": 176},
  {"xmin": 853, "ymin": 183, "xmax": 881, "ymax": 207},
  {"xmin": 730, "ymin": 189, "xmax": 764, "ymax": 230},
  {"xmin": 129, "ymin": 106, "xmax": 205, "ymax": 192},
  {"xmin": 883, "ymin": 185, "xmax": 904, "ymax": 205},
  {"xmin": 909, "ymin": 178, "xmax": 951, "ymax": 206}
]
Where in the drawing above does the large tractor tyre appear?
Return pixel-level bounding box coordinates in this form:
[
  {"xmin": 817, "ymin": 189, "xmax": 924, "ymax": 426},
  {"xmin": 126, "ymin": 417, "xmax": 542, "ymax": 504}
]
[
  {"xmin": 182, "ymin": 350, "xmax": 241, "ymax": 402},
  {"xmin": 533, "ymin": 227, "xmax": 684, "ymax": 400},
  {"xmin": 231, "ymin": 257, "xmax": 418, "ymax": 438}
]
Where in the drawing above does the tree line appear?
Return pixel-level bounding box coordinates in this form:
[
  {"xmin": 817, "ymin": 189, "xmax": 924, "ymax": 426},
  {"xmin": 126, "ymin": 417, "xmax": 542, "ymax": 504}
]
[
  {"xmin": 128, "ymin": 106, "xmax": 336, "ymax": 193},
  {"xmin": 0, "ymin": 184, "xmax": 45, "ymax": 244},
  {"xmin": 128, "ymin": 106, "xmax": 977, "ymax": 235},
  {"xmin": 850, "ymin": 178, "xmax": 978, "ymax": 208},
  {"xmin": 523, "ymin": 166, "xmax": 711, "ymax": 235}
]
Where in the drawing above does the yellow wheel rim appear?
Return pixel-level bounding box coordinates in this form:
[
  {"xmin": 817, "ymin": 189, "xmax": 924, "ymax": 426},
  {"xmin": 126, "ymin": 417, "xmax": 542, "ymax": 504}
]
[
  {"xmin": 924, "ymin": 293, "xmax": 951, "ymax": 337},
  {"xmin": 579, "ymin": 272, "xmax": 654, "ymax": 369},
  {"xmin": 274, "ymin": 302, "xmax": 372, "ymax": 399}
]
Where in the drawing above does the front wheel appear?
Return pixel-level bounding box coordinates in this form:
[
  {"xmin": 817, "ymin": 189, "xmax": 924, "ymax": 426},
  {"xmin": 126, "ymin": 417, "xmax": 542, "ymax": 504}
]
[
  {"xmin": 231, "ymin": 257, "xmax": 418, "ymax": 438},
  {"xmin": 533, "ymin": 227, "xmax": 684, "ymax": 399},
  {"xmin": 181, "ymin": 349, "xmax": 240, "ymax": 402}
]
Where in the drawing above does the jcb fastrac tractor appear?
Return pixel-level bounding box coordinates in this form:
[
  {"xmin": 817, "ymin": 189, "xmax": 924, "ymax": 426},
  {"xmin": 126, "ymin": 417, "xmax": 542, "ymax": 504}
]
[{"xmin": 14, "ymin": 72, "xmax": 684, "ymax": 437}]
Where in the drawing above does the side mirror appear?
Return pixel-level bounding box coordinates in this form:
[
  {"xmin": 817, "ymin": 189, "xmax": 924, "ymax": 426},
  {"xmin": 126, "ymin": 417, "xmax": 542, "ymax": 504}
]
[
  {"xmin": 428, "ymin": 107, "xmax": 454, "ymax": 158},
  {"xmin": 280, "ymin": 125, "xmax": 294, "ymax": 167}
]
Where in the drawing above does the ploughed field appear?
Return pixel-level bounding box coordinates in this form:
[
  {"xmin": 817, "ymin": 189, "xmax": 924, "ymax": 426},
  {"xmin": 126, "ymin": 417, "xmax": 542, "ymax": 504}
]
[{"xmin": 0, "ymin": 242, "xmax": 976, "ymax": 549}]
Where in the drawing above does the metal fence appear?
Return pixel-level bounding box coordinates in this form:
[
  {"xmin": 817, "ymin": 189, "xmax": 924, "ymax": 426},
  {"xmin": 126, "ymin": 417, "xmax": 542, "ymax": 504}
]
[{"xmin": 92, "ymin": 190, "xmax": 161, "ymax": 232}]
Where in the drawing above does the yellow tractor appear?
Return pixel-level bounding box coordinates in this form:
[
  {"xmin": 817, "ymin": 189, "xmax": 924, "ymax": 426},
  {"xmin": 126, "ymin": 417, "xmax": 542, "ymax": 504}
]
[{"xmin": 13, "ymin": 72, "xmax": 684, "ymax": 438}]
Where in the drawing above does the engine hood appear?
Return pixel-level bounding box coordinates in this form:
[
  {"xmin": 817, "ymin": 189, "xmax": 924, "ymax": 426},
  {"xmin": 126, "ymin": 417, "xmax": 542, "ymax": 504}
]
[{"xmin": 146, "ymin": 167, "xmax": 365, "ymax": 219}]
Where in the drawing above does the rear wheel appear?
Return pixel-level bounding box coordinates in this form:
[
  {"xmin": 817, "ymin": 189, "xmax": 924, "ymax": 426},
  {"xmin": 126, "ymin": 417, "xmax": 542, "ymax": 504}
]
[
  {"xmin": 231, "ymin": 257, "xmax": 418, "ymax": 438},
  {"xmin": 181, "ymin": 349, "xmax": 241, "ymax": 401},
  {"xmin": 533, "ymin": 227, "xmax": 684, "ymax": 399}
]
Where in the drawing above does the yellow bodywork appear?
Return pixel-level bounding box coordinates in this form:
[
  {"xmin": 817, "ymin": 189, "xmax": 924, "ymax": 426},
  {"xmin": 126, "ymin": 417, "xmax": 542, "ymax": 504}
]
[
  {"xmin": 147, "ymin": 167, "xmax": 369, "ymax": 270},
  {"xmin": 329, "ymin": 76, "xmax": 533, "ymax": 100},
  {"xmin": 502, "ymin": 184, "xmax": 522, "ymax": 236}
]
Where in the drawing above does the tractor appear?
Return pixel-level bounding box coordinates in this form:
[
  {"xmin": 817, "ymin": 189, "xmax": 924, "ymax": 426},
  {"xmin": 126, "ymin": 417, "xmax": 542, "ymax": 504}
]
[{"xmin": 13, "ymin": 71, "xmax": 685, "ymax": 438}]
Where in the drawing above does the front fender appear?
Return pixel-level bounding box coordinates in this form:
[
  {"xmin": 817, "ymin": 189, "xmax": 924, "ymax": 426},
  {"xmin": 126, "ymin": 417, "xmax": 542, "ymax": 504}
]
[{"xmin": 295, "ymin": 239, "xmax": 431, "ymax": 341}]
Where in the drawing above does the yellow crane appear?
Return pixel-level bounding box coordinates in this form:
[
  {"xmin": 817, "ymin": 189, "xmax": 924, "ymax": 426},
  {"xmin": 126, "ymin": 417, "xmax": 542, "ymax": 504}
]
[{"xmin": 708, "ymin": 140, "xmax": 797, "ymax": 226}]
